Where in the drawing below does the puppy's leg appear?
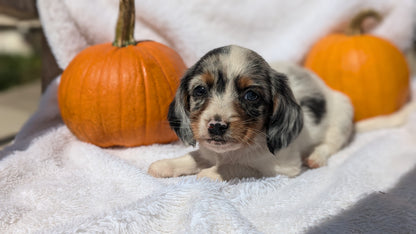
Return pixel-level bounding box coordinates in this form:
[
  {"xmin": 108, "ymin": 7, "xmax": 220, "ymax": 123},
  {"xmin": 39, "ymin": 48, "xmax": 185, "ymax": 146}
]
[
  {"xmin": 306, "ymin": 92, "xmax": 354, "ymax": 168},
  {"xmin": 148, "ymin": 151, "xmax": 211, "ymax": 178},
  {"xmin": 196, "ymin": 164, "xmax": 262, "ymax": 181},
  {"xmin": 251, "ymin": 147, "xmax": 303, "ymax": 177},
  {"xmin": 273, "ymin": 150, "xmax": 303, "ymax": 177},
  {"xmin": 196, "ymin": 166, "xmax": 223, "ymax": 181}
]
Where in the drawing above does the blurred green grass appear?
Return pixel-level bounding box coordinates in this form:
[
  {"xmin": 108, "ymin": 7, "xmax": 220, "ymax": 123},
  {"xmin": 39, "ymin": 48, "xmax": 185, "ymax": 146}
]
[{"xmin": 0, "ymin": 53, "xmax": 41, "ymax": 91}]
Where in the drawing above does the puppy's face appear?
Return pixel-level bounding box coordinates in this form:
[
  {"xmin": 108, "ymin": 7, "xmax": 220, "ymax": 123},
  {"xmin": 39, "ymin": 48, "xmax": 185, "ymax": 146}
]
[{"xmin": 169, "ymin": 45, "xmax": 303, "ymax": 154}]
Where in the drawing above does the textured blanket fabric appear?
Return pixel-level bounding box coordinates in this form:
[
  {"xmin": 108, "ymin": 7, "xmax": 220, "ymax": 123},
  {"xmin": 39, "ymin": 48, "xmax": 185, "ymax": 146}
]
[{"xmin": 1, "ymin": 0, "xmax": 416, "ymax": 233}]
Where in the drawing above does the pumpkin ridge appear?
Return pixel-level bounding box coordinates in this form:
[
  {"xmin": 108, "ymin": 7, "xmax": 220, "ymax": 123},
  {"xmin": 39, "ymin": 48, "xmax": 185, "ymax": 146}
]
[
  {"xmin": 94, "ymin": 48, "xmax": 106, "ymax": 145},
  {"xmin": 323, "ymin": 37, "xmax": 335, "ymax": 87},
  {"xmin": 367, "ymin": 37, "xmax": 385, "ymax": 116},
  {"xmin": 325, "ymin": 36, "xmax": 343, "ymax": 88},
  {"xmin": 315, "ymin": 36, "xmax": 330, "ymax": 85},
  {"xmin": 122, "ymin": 47, "xmax": 135, "ymax": 145},
  {"xmin": 311, "ymin": 37, "xmax": 326, "ymax": 78},
  {"xmin": 327, "ymin": 37, "xmax": 341, "ymax": 93},
  {"xmin": 126, "ymin": 51, "xmax": 139, "ymax": 144},
  {"xmin": 94, "ymin": 47, "xmax": 105, "ymax": 145},
  {"xmin": 143, "ymin": 43, "xmax": 176, "ymax": 96},
  {"xmin": 319, "ymin": 36, "xmax": 336, "ymax": 74},
  {"xmin": 137, "ymin": 51, "xmax": 150, "ymax": 143},
  {"xmin": 139, "ymin": 46, "xmax": 167, "ymax": 143},
  {"xmin": 352, "ymin": 37, "xmax": 369, "ymax": 119},
  {"xmin": 139, "ymin": 45, "xmax": 175, "ymax": 132},
  {"xmin": 62, "ymin": 49, "xmax": 90, "ymax": 119},
  {"xmin": 372, "ymin": 36, "xmax": 398, "ymax": 116},
  {"xmin": 98, "ymin": 47, "xmax": 117, "ymax": 146},
  {"xmin": 116, "ymin": 49, "xmax": 126, "ymax": 145},
  {"xmin": 343, "ymin": 38, "xmax": 354, "ymax": 116},
  {"xmin": 76, "ymin": 50, "xmax": 100, "ymax": 144},
  {"xmin": 129, "ymin": 46, "xmax": 145, "ymax": 144},
  {"xmin": 142, "ymin": 43, "xmax": 185, "ymax": 142},
  {"xmin": 373, "ymin": 36, "xmax": 409, "ymax": 114},
  {"xmin": 61, "ymin": 54, "xmax": 80, "ymax": 103},
  {"xmin": 353, "ymin": 37, "xmax": 370, "ymax": 119},
  {"xmin": 341, "ymin": 37, "xmax": 355, "ymax": 95}
]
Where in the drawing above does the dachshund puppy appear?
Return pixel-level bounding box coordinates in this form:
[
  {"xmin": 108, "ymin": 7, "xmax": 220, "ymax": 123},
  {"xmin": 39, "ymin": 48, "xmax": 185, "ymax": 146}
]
[{"xmin": 148, "ymin": 45, "xmax": 353, "ymax": 181}]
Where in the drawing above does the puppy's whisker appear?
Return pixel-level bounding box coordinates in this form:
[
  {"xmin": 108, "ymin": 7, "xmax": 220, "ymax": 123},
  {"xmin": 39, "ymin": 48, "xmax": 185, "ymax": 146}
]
[
  {"xmin": 231, "ymin": 126, "xmax": 268, "ymax": 138},
  {"xmin": 233, "ymin": 134, "xmax": 262, "ymax": 148}
]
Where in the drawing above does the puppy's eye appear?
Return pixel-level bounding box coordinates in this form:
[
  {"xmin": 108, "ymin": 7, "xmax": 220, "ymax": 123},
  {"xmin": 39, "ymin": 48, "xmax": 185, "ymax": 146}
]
[
  {"xmin": 192, "ymin": 86, "xmax": 207, "ymax": 97},
  {"xmin": 244, "ymin": 90, "xmax": 259, "ymax": 101}
]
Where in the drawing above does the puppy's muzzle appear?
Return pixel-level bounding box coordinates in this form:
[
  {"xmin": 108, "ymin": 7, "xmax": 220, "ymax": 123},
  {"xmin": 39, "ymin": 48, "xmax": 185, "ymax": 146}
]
[{"xmin": 208, "ymin": 120, "xmax": 229, "ymax": 136}]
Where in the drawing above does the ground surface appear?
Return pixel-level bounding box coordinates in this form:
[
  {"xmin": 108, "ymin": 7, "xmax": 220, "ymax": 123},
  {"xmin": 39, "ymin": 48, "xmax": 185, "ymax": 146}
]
[{"xmin": 0, "ymin": 79, "xmax": 40, "ymax": 148}]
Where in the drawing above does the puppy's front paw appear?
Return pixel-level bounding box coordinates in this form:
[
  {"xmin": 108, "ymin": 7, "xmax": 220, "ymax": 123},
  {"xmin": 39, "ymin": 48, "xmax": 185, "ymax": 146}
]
[
  {"xmin": 148, "ymin": 159, "xmax": 175, "ymax": 178},
  {"xmin": 305, "ymin": 158, "xmax": 325, "ymax": 169},
  {"xmin": 305, "ymin": 152, "xmax": 328, "ymax": 169},
  {"xmin": 305, "ymin": 145, "xmax": 331, "ymax": 169},
  {"xmin": 196, "ymin": 168, "xmax": 223, "ymax": 181}
]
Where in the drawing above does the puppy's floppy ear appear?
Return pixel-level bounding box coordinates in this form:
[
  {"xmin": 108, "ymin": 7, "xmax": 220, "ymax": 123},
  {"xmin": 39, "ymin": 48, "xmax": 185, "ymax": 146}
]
[
  {"xmin": 266, "ymin": 70, "xmax": 303, "ymax": 154},
  {"xmin": 167, "ymin": 68, "xmax": 197, "ymax": 146}
]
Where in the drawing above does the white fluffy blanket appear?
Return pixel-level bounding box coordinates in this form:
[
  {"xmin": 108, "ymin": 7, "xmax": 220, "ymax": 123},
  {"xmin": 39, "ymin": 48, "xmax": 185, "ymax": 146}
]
[{"xmin": 1, "ymin": 0, "xmax": 416, "ymax": 233}]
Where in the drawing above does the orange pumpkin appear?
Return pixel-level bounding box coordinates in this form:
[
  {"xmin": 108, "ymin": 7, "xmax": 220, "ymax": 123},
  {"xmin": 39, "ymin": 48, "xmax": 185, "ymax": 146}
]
[
  {"xmin": 58, "ymin": 0, "xmax": 187, "ymax": 147},
  {"xmin": 304, "ymin": 10, "xmax": 410, "ymax": 121}
]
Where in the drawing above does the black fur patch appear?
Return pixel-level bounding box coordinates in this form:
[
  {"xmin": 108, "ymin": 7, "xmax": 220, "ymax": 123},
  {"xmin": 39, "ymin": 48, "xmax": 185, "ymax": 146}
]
[
  {"xmin": 167, "ymin": 64, "xmax": 200, "ymax": 146},
  {"xmin": 216, "ymin": 70, "xmax": 226, "ymax": 93},
  {"xmin": 167, "ymin": 99, "xmax": 196, "ymax": 146},
  {"xmin": 266, "ymin": 71, "xmax": 303, "ymax": 154},
  {"xmin": 167, "ymin": 100, "xmax": 181, "ymax": 131},
  {"xmin": 300, "ymin": 94, "xmax": 326, "ymax": 124},
  {"xmin": 191, "ymin": 98, "xmax": 207, "ymax": 112}
]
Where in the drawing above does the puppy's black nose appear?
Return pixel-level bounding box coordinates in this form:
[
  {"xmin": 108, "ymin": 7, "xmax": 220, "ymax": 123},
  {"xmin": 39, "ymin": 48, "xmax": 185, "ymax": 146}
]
[{"xmin": 208, "ymin": 121, "xmax": 229, "ymax": 136}]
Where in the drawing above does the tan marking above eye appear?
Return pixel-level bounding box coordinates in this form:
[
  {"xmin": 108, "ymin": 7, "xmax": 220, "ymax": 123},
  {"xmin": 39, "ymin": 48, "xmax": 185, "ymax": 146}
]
[
  {"xmin": 237, "ymin": 76, "xmax": 255, "ymax": 89},
  {"xmin": 201, "ymin": 73, "xmax": 215, "ymax": 86}
]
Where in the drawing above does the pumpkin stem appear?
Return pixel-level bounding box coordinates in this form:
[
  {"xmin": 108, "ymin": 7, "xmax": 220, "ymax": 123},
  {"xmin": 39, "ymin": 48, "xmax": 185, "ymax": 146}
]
[
  {"xmin": 113, "ymin": 0, "xmax": 136, "ymax": 47},
  {"xmin": 347, "ymin": 9, "xmax": 382, "ymax": 35}
]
